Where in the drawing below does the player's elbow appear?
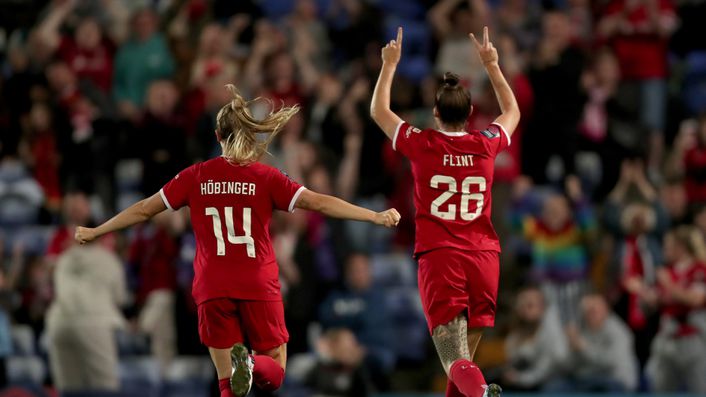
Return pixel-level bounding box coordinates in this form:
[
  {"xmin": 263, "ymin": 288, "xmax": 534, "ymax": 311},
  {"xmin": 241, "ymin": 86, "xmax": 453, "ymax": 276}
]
[{"xmin": 297, "ymin": 190, "xmax": 326, "ymax": 213}]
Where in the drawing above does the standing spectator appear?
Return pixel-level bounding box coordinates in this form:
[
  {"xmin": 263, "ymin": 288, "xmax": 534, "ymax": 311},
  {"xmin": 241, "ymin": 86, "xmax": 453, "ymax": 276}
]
[
  {"xmin": 511, "ymin": 176, "xmax": 596, "ymax": 324},
  {"xmin": 682, "ymin": 114, "xmax": 706, "ymax": 205},
  {"xmin": 46, "ymin": 238, "xmax": 127, "ymax": 392},
  {"xmin": 128, "ymin": 211, "xmax": 182, "ymax": 373},
  {"xmin": 598, "ymin": 0, "xmax": 678, "ymax": 174},
  {"xmin": 502, "ymin": 286, "xmax": 568, "ymax": 391},
  {"xmin": 524, "ymin": 11, "xmax": 584, "ymax": 182},
  {"xmin": 36, "ymin": 0, "xmax": 115, "ymax": 92},
  {"xmin": 604, "ymin": 160, "xmax": 667, "ymax": 366},
  {"xmin": 20, "ymin": 102, "xmax": 62, "ymax": 211},
  {"xmin": 137, "ymin": 80, "xmax": 187, "ymax": 195},
  {"xmin": 548, "ymin": 292, "xmax": 638, "ymax": 392},
  {"xmin": 113, "ymin": 8, "xmax": 175, "ymax": 120},
  {"xmin": 630, "ymin": 226, "xmax": 706, "ymax": 393}
]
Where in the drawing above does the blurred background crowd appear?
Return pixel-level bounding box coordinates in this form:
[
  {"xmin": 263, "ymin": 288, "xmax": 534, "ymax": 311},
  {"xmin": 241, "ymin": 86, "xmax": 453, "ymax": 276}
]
[{"xmin": 1, "ymin": 0, "xmax": 706, "ymax": 396}]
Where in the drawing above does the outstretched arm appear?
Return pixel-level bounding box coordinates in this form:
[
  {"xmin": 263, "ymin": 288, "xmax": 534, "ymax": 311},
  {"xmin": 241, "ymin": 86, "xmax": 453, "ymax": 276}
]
[
  {"xmin": 75, "ymin": 193, "xmax": 167, "ymax": 244},
  {"xmin": 295, "ymin": 189, "xmax": 400, "ymax": 228},
  {"xmin": 371, "ymin": 27, "xmax": 404, "ymax": 139},
  {"xmin": 471, "ymin": 27, "xmax": 520, "ymax": 135}
]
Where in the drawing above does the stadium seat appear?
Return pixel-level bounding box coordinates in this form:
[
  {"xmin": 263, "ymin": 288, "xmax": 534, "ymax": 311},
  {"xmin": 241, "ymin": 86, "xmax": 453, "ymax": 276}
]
[
  {"xmin": 378, "ymin": 0, "xmax": 425, "ymax": 20},
  {"xmin": 370, "ymin": 253, "xmax": 416, "ymax": 287},
  {"xmin": 259, "ymin": 0, "xmax": 296, "ymax": 20},
  {"xmin": 683, "ymin": 50, "xmax": 706, "ymax": 115},
  {"xmin": 11, "ymin": 325, "xmax": 36, "ymax": 356},
  {"xmin": 118, "ymin": 356, "xmax": 161, "ymax": 397},
  {"xmin": 384, "ymin": 287, "xmax": 428, "ymax": 362},
  {"xmin": 7, "ymin": 356, "xmax": 46, "ymax": 385},
  {"xmin": 162, "ymin": 357, "xmax": 213, "ymax": 397},
  {"xmin": 114, "ymin": 159, "xmax": 143, "ymax": 193}
]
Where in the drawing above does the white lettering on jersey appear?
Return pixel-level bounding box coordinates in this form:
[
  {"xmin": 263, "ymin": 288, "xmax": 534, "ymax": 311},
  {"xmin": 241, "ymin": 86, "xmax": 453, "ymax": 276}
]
[
  {"xmin": 443, "ymin": 154, "xmax": 474, "ymax": 167},
  {"xmin": 200, "ymin": 180, "xmax": 256, "ymax": 196}
]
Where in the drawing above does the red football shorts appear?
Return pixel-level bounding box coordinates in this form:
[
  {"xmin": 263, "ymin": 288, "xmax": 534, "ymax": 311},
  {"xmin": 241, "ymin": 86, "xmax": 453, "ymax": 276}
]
[
  {"xmin": 417, "ymin": 248, "xmax": 499, "ymax": 333},
  {"xmin": 197, "ymin": 298, "xmax": 289, "ymax": 352}
]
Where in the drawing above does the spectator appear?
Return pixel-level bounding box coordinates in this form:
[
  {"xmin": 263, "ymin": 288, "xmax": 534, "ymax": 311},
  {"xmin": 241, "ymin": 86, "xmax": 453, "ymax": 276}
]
[
  {"xmin": 502, "ymin": 286, "xmax": 568, "ymax": 391},
  {"xmin": 46, "ymin": 237, "xmax": 127, "ymax": 392},
  {"xmin": 113, "ymin": 8, "xmax": 175, "ymax": 120},
  {"xmin": 319, "ymin": 253, "xmax": 394, "ymax": 389},
  {"xmin": 19, "ymin": 102, "xmax": 62, "ymax": 211},
  {"xmin": 632, "ymin": 226, "xmax": 706, "ymax": 393},
  {"xmin": 511, "ymin": 176, "xmax": 596, "ymax": 323},
  {"xmin": 682, "ymin": 114, "xmax": 706, "ymax": 205},
  {"xmin": 524, "ymin": 11, "xmax": 584, "ymax": 182},
  {"xmin": 604, "ymin": 160, "xmax": 667, "ymax": 366},
  {"xmin": 128, "ymin": 210, "xmax": 183, "ymax": 373},
  {"xmin": 598, "ymin": 0, "xmax": 678, "ymax": 174},
  {"xmin": 547, "ymin": 292, "xmax": 638, "ymax": 392},
  {"xmin": 660, "ymin": 176, "xmax": 690, "ymax": 225},
  {"xmin": 36, "ymin": 0, "xmax": 115, "ymax": 92},
  {"xmin": 137, "ymin": 80, "xmax": 187, "ymax": 195},
  {"xmin": 302, "ymin": 328, "xmax": 372, "ymax": 397},
  {"xmin": 0, "ymin": 149, "xmax": 44, "ymax": 228}
]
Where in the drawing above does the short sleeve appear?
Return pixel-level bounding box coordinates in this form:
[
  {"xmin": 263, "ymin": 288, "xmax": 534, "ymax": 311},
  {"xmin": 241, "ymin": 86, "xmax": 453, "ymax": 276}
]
[
  {"xmin": 480, "ymin": 122, "xmax": 511, "ymax": 157},
  {"xmin": 160, "ymin": 165, "xmax": 197, "ymax": 211},
  {"xmin": 269, "ymin": 168, "xmax": 306, "ymax": 213},
  {"xmin": 392, "ymin": 121, "xmax": 424, "ymax": 158}
]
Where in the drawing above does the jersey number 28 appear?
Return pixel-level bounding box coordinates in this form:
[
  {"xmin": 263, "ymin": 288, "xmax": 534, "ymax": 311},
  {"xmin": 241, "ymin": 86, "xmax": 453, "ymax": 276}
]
[
  {"xmin": 430, "ymin": 175, "xmax": 486, "ymax": 221},
  {"xmin": 205, "ymin": 207, "xmax": 256, "ymax": 258}
]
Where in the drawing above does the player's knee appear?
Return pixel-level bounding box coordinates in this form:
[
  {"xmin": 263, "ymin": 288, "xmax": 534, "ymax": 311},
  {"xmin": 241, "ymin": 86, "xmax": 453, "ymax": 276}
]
[{"xmin": 256, "ymin": 365, "xmax": 284, "ymax": 391}]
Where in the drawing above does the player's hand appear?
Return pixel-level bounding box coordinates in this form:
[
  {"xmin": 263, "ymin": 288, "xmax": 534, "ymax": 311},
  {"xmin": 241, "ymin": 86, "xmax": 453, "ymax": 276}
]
[
  {"xmin": 470, "ymin": 26, "xmax": 499, "ymax": 67},
  {"xmin": 381, "ymin": 27, "xmax": 403, "ymax": 66},
  {"xmin": 375, "ymin": 208, "xmax": 401, "ymax": 228},
  {"xmin": 74, "ymin": 226, "xmax": 97, "ymax": 245}
]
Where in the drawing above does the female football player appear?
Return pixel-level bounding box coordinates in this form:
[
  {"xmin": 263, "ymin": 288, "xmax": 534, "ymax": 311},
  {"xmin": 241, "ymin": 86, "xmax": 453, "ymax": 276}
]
[
  {"xmin": 75, "ymin": 85, "xmax": 401, "ymax": 397},
  {"xmin": 371, "ymin": 27, "xmax": 520, "ymax": 397}
]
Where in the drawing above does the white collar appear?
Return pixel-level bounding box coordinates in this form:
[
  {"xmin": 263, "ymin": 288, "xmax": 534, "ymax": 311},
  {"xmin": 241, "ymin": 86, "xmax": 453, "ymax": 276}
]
[{"xmin": 437, "ymin": 130, "xmax": 467, "ymax": 137}]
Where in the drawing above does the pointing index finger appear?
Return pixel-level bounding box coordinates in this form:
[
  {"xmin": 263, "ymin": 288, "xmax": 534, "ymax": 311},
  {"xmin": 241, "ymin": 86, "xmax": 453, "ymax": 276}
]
[
  {"xmin": 483, "ymin": 26, "xmax": 489, "ymax": 46},
  {"xmin": 396, "ymin": 27, "xmax": 403, "ymax": 46}
]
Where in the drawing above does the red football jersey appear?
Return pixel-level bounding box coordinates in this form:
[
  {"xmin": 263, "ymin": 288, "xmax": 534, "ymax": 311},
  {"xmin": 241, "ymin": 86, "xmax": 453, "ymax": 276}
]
[
  {"xmin": 160, "ymin": 157, "xmax": 305, "ymax": 304},
  {"xmin": 659, "ymin": 261, "xmax": 706, "ymax": 320},
  {"xmin": 393, "ymin": 121, "xmax": 510, "ymax": 256}
]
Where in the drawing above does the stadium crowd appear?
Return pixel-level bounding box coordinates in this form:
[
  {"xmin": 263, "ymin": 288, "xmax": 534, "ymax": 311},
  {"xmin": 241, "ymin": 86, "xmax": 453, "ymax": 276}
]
[{"xmin": 1, "ymin": 0, "xmax": 706, "ymax": 395}]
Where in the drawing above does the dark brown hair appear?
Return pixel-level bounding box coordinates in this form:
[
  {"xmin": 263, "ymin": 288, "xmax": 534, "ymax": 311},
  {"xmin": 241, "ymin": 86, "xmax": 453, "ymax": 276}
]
[{"xmin": 435, "ymin": 72, "xmax": 472, "ymax": 127}]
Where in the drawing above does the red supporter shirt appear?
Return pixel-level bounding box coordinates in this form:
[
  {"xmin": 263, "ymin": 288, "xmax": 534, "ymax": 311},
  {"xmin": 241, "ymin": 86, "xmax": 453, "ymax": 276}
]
[
  {"xmin": 393, "ymin": 121, "xmax": 510, "ymax": 256},
  {"xmin": 159, "ymin": 157, "xmax": 305, "ymax": 304},
  {"xmin": 659, "ymin": 261, "xmax": 706, "ymax": 335},
  {"xmin": 58, "ymin": 37, "xmax": 114, "ymax": 92},
  {"xmin": 603, "ymin": 0, "xmax": 675, "ymax": 80}
]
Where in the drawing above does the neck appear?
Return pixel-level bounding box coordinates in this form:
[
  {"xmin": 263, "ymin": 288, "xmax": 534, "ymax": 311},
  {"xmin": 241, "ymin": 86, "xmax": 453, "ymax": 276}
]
[{"xmin": 439, "ymin": 123, "xmax": 465, "ymax": 132}]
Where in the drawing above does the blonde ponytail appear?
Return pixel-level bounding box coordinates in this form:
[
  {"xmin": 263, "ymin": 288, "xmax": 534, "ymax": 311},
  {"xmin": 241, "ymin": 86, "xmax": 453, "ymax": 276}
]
[{"xmin": 216, "ymin": 84, "xmax": 300, "ymax": 164}]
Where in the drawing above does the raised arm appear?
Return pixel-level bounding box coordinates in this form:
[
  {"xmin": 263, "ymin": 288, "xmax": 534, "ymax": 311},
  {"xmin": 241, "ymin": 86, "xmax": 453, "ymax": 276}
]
[
  {"xmin": 295, "ymin": 189, "xmax": 400, "ymax": 228},
  {"xmin": 370, "ymin": 27, "xmax": 404, "ymax": 139},
  {"xmin": 470, "ymin": 27, "xmax": 520, "ymax": 135},
  {"xmin": 75, "ymin": 193, "xmax": 167, "ymax": 244},
  {"xmin": 37, "ymin": 0, "xmax": 75, "ymax": 52}
]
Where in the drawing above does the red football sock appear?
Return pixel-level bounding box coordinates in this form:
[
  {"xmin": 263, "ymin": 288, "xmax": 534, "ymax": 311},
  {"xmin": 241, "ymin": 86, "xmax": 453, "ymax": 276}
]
[
  {"xmin": 449, "ymin": 359, "xmax": 487, "ymax": 397},
  {"xmin": 252, "ymin": 355, "xmax": 285, "ymax": 391},
  {"xmin": 446, "ymin": 375, "xmax": 465, "ymax": 397},
  {"xmin": 219, "ymin": 378, "xmax": 235, "ymax": 397}
]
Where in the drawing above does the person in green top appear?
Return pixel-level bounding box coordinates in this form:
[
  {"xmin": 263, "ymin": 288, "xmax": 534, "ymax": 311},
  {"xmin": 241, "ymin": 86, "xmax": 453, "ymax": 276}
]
[{"xmin": 113, "ymin": 8, "xmax": 175, "ymax": 120}]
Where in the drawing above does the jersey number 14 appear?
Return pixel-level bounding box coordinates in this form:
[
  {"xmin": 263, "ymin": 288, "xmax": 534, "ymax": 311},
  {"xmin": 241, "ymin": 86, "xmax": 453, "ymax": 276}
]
[
  {"xmin": 205, "ymin": 207, "xmax": 256, "ymax": 258},
  {"xmin": 430, "ymin": 175, "xmax": 486, "ymax": 221}
]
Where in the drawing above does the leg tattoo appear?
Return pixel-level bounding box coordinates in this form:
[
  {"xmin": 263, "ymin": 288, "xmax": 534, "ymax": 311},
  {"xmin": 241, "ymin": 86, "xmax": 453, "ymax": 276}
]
[{"xmin": 431, "ymin": 315, "xmax": 470, "ymax": 375}]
